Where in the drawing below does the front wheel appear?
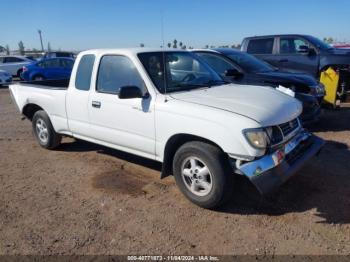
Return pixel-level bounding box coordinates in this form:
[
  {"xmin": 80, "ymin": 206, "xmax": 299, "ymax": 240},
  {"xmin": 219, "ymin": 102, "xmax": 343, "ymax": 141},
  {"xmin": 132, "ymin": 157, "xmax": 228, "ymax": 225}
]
[
  {"xmin": 173, "ymin": 141, "xmax": 234, "ymax": 209},
  {"xmin": 32, "ymin": 110, "xmax": 61, "ymax": 149}
]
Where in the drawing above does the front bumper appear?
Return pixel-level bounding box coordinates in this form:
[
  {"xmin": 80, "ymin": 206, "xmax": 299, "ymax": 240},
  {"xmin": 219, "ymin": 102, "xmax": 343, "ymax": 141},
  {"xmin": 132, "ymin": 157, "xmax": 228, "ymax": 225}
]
[
  {"xmin": 296, "ymin": 93, "xmax": 322, "ymax": 125},
  {"xmin": 237, "ymin": 131, "xmax": 324, "ymax": 195},
  {"xmin": 0, "ymin": 76, "xmax": 12, "ymax": 85}
]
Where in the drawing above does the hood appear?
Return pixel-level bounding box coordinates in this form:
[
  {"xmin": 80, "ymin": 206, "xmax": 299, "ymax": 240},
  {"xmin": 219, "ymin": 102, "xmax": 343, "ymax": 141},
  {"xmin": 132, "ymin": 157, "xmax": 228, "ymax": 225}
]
[
  {"xmin": 255, "ymin": 70, "xmax": 318, "ymax": 86},
  {"xmin": 170, "ymin": 84, "xmax": 302, "ymax": 127},
  {"xmin": 326, "ymin": 48, "xmax": 350, "ymax": 56}
]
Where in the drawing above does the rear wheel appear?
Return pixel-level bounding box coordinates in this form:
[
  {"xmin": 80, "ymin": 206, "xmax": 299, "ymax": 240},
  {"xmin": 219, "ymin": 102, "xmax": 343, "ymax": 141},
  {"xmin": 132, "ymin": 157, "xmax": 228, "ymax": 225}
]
[
  {"xmin": 173, "ymin": 141, "xmax": 234, "ymax": 209},
  {"xmin": 32, "ymin": 110, "xmax": 61, "ymax": 149}
]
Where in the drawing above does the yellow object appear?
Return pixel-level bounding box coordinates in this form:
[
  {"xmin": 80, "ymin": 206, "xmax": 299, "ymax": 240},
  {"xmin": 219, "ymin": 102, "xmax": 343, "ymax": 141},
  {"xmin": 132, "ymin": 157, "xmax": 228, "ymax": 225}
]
[{"xmin": 320, "ymin": 67, "xmax": 339, "ymax": 106}]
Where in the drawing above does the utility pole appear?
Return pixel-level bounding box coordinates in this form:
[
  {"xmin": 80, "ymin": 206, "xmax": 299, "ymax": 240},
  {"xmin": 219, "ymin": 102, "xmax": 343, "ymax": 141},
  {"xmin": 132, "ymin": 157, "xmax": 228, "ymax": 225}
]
[{"xmin": 38, "ymin": 30, "xmax": 44, "ymax": 52}]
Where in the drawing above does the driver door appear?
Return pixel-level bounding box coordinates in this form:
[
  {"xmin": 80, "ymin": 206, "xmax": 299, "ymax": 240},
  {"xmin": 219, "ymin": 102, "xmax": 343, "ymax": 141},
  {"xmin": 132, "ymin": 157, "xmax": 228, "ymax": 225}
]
[
  {"xmin": 88, "ymin": 55, "xmax": 156, "ymax": 158},
  {"xmin": 275, "ymin": 36, "xmax": 319, "ymax": 76}
]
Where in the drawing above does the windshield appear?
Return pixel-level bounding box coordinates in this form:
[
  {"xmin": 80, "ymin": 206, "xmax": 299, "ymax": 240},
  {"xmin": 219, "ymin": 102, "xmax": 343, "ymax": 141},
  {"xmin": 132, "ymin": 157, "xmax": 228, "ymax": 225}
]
[
  {"xmin": 225, "ymin": 51, "xmax": 274, "ymax": 73},
  {"xmin": 304, "ymin": 35, "xmax": 333, "ymax": 50},
  {"xmin": 138, "ymin": 51, "xmax": 226, "ymax": 93}
]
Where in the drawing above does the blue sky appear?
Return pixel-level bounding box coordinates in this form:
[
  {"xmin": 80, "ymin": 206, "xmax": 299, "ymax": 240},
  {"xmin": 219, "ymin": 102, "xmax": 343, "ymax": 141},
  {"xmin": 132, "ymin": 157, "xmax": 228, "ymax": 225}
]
[{"xmin": 2, "ymin": 0, "xmax": 350, "ymax": 51}]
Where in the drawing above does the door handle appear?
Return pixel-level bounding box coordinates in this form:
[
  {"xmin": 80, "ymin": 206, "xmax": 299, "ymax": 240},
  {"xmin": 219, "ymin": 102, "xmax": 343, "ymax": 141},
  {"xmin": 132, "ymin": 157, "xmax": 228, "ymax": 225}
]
[
  {"xmin": 278, "ymin": 59, "xmax": 289, "ymax": 63},
  {"xmin": 92, "ymin": 101, "xmax": 101, "ymax": 108}
]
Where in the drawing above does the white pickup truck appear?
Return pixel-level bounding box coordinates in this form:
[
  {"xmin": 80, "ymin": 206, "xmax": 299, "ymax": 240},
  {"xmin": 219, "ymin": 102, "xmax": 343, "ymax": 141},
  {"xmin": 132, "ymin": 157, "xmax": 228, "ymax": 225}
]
[{"xmin": 9, "ymin": 48, "xmax": 324, "ymax": 208}]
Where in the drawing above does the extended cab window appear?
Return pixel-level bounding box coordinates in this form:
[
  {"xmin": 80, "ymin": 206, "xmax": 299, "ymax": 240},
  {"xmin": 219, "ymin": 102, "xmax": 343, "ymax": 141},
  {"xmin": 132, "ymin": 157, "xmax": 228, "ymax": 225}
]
[
  {"xmin": 280, "ymin": 37, "xmax": 309, "ymax": 54},
  {"xmin": 96, "ymin": 55, "xmax": 144, "ymax": 94},
  {"xmin": 247, "ymin": 38, "xmax": 274, "ymax": 54},
  {"xmin": 75, "ymin": 55, "xmax": 95, "ymax": 91}
]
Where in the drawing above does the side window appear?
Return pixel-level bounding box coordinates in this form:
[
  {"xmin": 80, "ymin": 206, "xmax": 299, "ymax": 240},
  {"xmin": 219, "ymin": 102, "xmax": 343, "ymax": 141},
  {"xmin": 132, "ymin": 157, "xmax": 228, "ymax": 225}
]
[
  {"xmin": 197, "ymin": 53, "xmax": 235, "ymax": 76},
  {"xmin": 280, "ymin": 37, "xmax": 309, "ymax": 54},
  {"xmin": 97, "ymin": 55, "xmax": 144, "ymax": 94},
  {"xmin": 4, "ymin": 57, "xmax": 24, "ymax": 63},
  {"xmin": 60, "ymin": 59, "xmax": 74, "ymax": 69},
  {"xmin": 247, "ymin": 38, "xmax": 274, "ymax": 54},
  {"xmin": 0, "ymin": 57, "xmax": 3, "ymax": 63},
  {"xmin": 43, "ymin": 59, "xmax": 60, "ymax": 68},
  {"xmin": 75, "ymin": 55, "xmax": 95, "ymax": 91}
]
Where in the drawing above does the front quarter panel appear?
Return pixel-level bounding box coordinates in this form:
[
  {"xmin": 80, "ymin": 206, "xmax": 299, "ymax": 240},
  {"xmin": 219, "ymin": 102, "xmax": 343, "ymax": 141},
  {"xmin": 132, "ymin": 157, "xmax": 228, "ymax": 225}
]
[{"xmin": 155, "ymin": 96, "xmax": 264, "ymax": 161}]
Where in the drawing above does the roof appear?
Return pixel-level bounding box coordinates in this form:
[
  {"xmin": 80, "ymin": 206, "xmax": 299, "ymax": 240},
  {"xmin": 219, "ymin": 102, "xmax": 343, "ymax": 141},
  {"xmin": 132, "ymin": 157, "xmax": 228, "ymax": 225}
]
[
  {"xmin": 191, "ymin": 48, "xmax": 243, "ymax": 55},
  {"xmin": 0, "ymin": 55, "xmax": 29, "ymax": 58},
  {"xmin": 243, "ymin": 34, "xmax": 311, "ymax": 40},
  {"xmin": 79, "ymin": 47, "xmax": 189, "ymax": 56}
]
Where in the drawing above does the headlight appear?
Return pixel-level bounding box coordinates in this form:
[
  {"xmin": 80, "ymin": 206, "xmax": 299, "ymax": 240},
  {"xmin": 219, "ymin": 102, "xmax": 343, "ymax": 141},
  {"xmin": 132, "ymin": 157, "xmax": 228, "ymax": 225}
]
[
  {"xmin": 310, "ymin": 83, "xmax": 325, "ymax": 96},
  {"xmin": 243, "ymin": 129, "xmax": 268, "ymax": 149}
]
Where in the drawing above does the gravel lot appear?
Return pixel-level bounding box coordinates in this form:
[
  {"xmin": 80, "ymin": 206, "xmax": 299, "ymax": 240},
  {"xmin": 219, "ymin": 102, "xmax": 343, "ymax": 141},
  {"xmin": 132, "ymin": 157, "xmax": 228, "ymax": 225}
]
[{"xmin": 0, "ymin": 86, "xmax": 349, "ymax": 255}]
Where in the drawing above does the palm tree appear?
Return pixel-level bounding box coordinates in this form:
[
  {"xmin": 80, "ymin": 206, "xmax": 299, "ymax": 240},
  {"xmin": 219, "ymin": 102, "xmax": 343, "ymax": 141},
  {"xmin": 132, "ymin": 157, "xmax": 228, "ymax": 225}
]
[{"xmin": 173, "ymin": 39, "xmax": 178, "ymax": 49}]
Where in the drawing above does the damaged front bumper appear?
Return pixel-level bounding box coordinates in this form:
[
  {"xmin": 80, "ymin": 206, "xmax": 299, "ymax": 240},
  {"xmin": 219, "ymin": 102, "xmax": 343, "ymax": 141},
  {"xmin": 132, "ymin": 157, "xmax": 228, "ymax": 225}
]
[{"xmin": 236, "ymin": 130, "xmax": 324, "ymax": 195}]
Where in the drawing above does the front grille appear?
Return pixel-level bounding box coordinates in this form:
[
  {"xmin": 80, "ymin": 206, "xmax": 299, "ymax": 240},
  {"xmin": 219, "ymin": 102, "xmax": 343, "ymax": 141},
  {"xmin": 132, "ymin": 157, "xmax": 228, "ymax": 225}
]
[
  {"xmin": 285, "ymin": 138, "xmax": 312, "ymax": 165},
  {"xmin": 278, "ymin": 118, "xmax": 299, "ymax": 137}
]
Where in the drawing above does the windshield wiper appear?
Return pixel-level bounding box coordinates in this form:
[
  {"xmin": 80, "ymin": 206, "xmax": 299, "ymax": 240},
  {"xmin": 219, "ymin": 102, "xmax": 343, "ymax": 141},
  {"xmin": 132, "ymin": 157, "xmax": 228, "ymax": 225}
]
[
  {"xmin": 169, "ymin": 83, "xmax": 208, "ymax": 92},
  {"xmin": 204, "ymin": 80, "xmax": 230, "ymax": 87}
]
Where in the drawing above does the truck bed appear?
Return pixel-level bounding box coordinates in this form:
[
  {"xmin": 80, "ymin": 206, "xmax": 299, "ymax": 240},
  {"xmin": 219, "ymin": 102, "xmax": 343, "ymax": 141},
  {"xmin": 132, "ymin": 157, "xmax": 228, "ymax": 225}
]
[
  {"xmin": 9, "ymin": 80, "xmax": 69, "ymax": 134},
  {"xmin": 18, "ymin": 79, "xmax": 69, "ymax": 89}
]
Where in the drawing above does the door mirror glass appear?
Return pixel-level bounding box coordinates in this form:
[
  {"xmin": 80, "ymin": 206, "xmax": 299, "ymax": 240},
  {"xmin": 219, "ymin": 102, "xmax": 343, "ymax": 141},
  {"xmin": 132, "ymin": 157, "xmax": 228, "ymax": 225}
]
[
  {"xmin": 118, "ymin": 86, "xmax": 147, "ymax": 99},
  {"xmin": 225, "ymin": 68, "xmax": 243, "ymax": 78}
]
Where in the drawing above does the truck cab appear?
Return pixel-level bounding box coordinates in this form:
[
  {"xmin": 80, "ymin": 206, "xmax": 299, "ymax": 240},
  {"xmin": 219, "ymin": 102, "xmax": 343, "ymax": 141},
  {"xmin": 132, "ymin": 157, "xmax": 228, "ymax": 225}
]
[{"xmin": 241, "ymin": 34, "xmax": 350, "ymax": 104}]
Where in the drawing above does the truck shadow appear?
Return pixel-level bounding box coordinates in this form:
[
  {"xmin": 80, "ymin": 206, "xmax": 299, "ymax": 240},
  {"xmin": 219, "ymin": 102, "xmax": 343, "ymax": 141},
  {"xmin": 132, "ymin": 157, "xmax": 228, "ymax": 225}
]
[
  {"xmin": 59, "ymin": 138, "xmax": 350, "ymax": 224},
  {"xmin": 219, "ymin": 140, "xmax": 350, "ymax": 224},
  {"xmin": 308, "ymin": 107, "xmax": 350, "ymax": 132},
  {"xmin": 58, "ymin": 139, "xmax": 162, "ymax": 172}
]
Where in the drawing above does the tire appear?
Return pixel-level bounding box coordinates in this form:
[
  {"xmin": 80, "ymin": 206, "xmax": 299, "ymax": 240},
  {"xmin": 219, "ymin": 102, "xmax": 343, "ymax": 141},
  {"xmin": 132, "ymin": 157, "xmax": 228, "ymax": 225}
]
[
  {"xmin": 17, "ymin": 69, "xmax": 23, "ymax": 78},
  {"xmin": 173, "ymin": 141, "xmax": 234, "ymax": 209},
  {"xmin": 33, "ymin": 75, "xmax": 45, "ymax": 81},
  {"xmin": 32, "ymin": 110, "xmax": 61, "ymax": 149}
]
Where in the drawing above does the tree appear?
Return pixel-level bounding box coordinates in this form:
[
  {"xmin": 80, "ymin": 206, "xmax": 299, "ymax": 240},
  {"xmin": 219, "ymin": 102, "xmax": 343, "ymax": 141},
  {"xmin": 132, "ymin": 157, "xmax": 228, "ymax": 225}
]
[
  {"xmin": 179, "ymin": 42, "xmax": 183, "ymax": 48},
  {"xmin": 167, "ymin": 42, "xmax": 171, "ymax": 48},
  {"xmin": 181, "ymin": 45, "xmax": 187, "ymax": 50},
  {"xmin": 140, "ymin": 43, "xmax": 145, "ymax": 47},
  {"xmin": 5, "ymin": 44, "xmax": 10, "ymax": 55},
  {"xmin": 47, "ymin": 42, "xmax": 52, "ymax": 52},
  {"xmin": 173, "ymin": 39, "xmax": 178, "ymax": 49},
  {"xmin": 18, "ymin": 41, "xmax": 25, "ymax": 55},
  {"xmin": 205, "ymin": 45, "xmax": 209, "ymax": 49}
]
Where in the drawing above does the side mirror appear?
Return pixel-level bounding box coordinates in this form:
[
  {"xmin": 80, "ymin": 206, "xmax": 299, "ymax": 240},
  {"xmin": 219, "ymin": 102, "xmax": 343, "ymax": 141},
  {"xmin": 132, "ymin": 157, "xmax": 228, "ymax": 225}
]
[
  {"xmin": 225, "ymin": 68, "xmax": 243, "ymax": 78},
  {"xmin": 297, "ymin": 45, "xmax": 310, "ymax": 55},
  {"xmin": 118, "ymin": 86, "xmax": 148, "ymax": 99}
]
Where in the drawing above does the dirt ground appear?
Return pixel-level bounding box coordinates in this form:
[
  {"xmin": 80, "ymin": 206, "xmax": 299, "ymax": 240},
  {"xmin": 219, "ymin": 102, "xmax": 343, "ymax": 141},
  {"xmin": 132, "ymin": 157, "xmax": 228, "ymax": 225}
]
[{"xmin": 0, "ymin": 87, "xmax": 350, "ymax": 256}]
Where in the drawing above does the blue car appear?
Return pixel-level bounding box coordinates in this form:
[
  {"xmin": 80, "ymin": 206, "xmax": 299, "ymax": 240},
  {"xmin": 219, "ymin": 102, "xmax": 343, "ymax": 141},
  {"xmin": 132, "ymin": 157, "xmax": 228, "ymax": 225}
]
[{"xmin": 21, "ymin": 57, "xmax": 74, "ymax": 81}]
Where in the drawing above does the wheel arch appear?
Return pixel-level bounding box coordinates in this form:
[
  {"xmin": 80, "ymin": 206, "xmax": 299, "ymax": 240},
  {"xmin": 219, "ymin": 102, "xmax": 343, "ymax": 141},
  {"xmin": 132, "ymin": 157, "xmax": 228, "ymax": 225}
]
[
  {"xmin": 22, "ymin": 103, "xmax": 44, "ymax": 121},
  {"xmin": 161, "ymin": 133, "xmax": 226, "ymax": 179}
]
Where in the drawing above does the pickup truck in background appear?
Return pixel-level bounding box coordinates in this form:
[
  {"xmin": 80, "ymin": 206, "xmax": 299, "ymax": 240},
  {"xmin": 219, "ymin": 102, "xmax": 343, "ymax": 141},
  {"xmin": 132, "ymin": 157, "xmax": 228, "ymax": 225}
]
[
  {"xmin": 192, "ymin": 48, "xmax": 325, "ymax": 124},
  {"xmin": 9, "ymin": 48, "xmax": 324, "ymax": 209},
  {"xmin": 241, "ymin": 34, "xmax": 350, "ymax": 105}
]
